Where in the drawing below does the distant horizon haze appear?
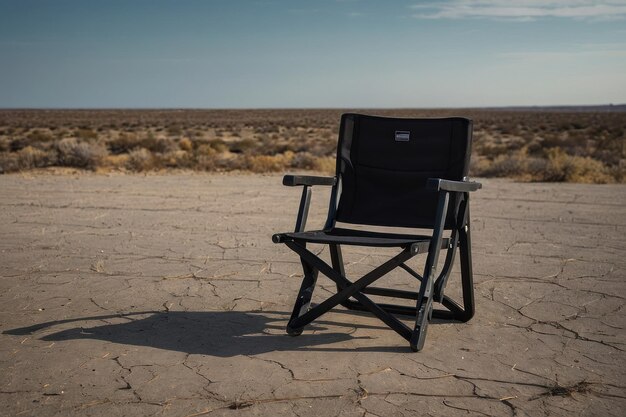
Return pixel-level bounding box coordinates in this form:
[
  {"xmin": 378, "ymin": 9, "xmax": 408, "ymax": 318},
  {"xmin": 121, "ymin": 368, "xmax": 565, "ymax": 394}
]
[{"xmin": 1, "ymin": 104, "xmax": 625, "ymax": 112}]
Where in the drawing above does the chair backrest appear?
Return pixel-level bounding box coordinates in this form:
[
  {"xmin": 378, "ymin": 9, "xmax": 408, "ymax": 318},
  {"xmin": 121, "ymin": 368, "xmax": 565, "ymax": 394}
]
[{"xmin": 330, "ymin": 113, "xmax": 472, "ymax": 230}]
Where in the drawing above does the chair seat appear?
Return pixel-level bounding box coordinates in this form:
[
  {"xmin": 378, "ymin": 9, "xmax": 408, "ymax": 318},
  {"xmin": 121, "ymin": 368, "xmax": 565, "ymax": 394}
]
[{"xmin": 274, "ymin": 227, "xmax": 449, "ymax": 249}]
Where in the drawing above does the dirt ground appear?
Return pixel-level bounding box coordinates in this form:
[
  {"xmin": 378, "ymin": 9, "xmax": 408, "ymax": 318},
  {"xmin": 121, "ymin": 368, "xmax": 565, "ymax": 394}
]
[{"xmin": 0, "ymin": 173, "xmax": 624, "ymax": 416}]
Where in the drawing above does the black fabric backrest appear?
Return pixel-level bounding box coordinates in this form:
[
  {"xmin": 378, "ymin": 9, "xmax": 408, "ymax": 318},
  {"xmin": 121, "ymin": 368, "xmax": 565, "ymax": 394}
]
[{"xmin": 334, "ymin": 113, "xmax": 472, "ymax": 229}]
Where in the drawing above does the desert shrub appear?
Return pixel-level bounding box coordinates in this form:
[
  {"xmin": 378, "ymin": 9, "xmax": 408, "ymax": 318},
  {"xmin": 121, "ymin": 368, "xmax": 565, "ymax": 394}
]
[
  {"xmin": 75, "ymin": 128, "xmax": 98, "ymax": 140},
  {"xmin": 613, "ymin": 160, "xmax": 626, "ymax": 182},
  {"xmin": 287, "ymin": 152, "xmax": 335, "ymax": 173},
  {"xmin": 195, "ymin": 145, "xmax": 234, "ymax": 171},
  {"xmin": 107, "ymin": 133, "xmax": 176, "ymax": 155},
  {"xmin": 55, "ymin": 128, "xmax": 72, "ymax": 139},
  {"xmin": 188, "ymin": 128, "xmax": 205, "ymax": 139},
  {"xmin": 210, "ymin": 153, "xmax": 246, "ymax": 171},
  {"xmin": 542, "ymin": 131, "xmax": 581, "ymax": 151},
  {"xmin": 160, "ymin": 150, "xmax": 193, "ymax": 168},
  {"xmin": 57, "ymin": 138, "xmax": 106, "ymax": 169},
  {"xmin": 126, "ymin": 148, "xmax": 155, "ymax": 171},
  {"xmin": 167, "ymin": 124, "xmax": 182, "ymax": 136},
  {"xmin": 471, "ymin": 149, "xmax": 538, "ymax": 180},
  {"xmin": 475, "ymin": 139, "xmax": 512, "ymax": 158},
  {"xmin": 321, "ymin": 130, "xmax": 333, "ymax": 139},
  {"xmin": 10, "ymin": 138, "xmax": 29, "ymax": 152},
  {"xmin": 28, "ymin": 129, "xmax": 55, "ymax": 143},
  {"xmin": 11, "ymin": 132, "xmax": 58, "ymax": 153},
  {"xmin": 308, "ymin": 139, "xmax": 336, "ymax": 157},
  {"xmin": 476, "ymin": 153, "xmax": 524, "ymax": 178},
  {"xmin": 207, "ymin": 139, "xmax": 228, "ymax": 152},
  {"xmin": 544, "ymin": 148, "xmax": 614, "ymax": 183},
  {"xmin": 526, "ymin": 138, "xmax": 545, "ymax": 155},
  {"xmin": 229, "ymin": 138, "xmax": 256, "ymax": 154},
  {"xmin": 523, "ymin": 157, "xmax": 549, "ymax": 179},
  {"xmin": 290, "ymin": 152, "xmax": 317, "ymax": 170},
  {"xmin": 0, "ymin": 153, "xmax": 20, "ymax": 173},
  {"xmin": 196, "ymin": 148, "xmax": 243, "ymax": 171},
  {"xmin": 257, "ymin": 134, "xmax": 291, "ymax": 155},
  {"xmin": 0, "ymin": 137, "xmax": 10, "ymax": 152},
  {"xmin": 593, "ymin": 130, "xmax": 625, "ymax": 166},
  {"xmin": 102, "ymin": 154, "xmax": 130, "ymax": 170},
  {"xmin": 197, "ymin": 153, "xmax": 218, "ymax": 171},
  {"xmin": 505, "ymin": 136, "xmax": 527, "ymax": 151},
  {"xmin": 312, "ymin": 156, "xmax": 335, "ymax": 173},
  {"xmin": 179, "ymin": 137, "xmax": 193, "ymax": 151},
  {"xmin": 107, "ymin": 133, "xmax": 143, "ymax": 154},
  {"xmin": 245, "ymin": 152, "xmax": 294, "ymax": 173},
  {"xmin": 195, "ymin": 144, "xmax": 215, "ymax": 156},
  {"xmin": 256, "ymin": 124, "xmax": 280, "ymax": 134},
  {"xmin": 141, "ymin": 136, "xmax": 177, "ymax": 154},
  {"xmin": 17, "ymin": 146, "xmax": 56, "ymax": 169}
]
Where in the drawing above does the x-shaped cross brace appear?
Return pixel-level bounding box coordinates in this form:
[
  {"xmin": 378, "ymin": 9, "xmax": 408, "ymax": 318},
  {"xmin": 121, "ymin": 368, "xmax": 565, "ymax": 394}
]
[{"xmin": 284, "ymin": 240, "xmax": 434, "ymax": 351}]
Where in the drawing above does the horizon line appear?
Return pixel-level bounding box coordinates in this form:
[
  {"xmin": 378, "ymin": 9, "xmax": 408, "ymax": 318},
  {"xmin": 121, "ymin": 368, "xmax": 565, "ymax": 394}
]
[{"xmin": 0, "ymin": 103, "xmax": 625, "ymax": 112}]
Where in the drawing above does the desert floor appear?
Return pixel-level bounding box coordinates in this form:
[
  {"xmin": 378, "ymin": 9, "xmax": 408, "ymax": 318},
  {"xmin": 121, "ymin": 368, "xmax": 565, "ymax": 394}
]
[{"xmin": 1, "ymin": 173, "xmax": 624, "ymax": 416}]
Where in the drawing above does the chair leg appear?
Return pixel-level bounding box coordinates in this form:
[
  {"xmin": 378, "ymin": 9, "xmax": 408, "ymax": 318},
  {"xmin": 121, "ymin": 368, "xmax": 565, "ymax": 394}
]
[
  {"xmin": 286, "ymin": 257, "xmax": 319, "ymax": 336},
  {"xmin": 410, "ymin": 275, "xmax": 434, "ymax": 351},
  {"xmin": 457, "ymin": 222, "xmax": 475, "ymax": 322},
  {"xmin": 433, "ymin": 231, "xmax": 458, "ymax": 302},
  {"xmin": 411, "ymin": 190, "xmax": 449, "ymax": 351},
  {"xmin": 329, "ymin": 244, "xmax": 356, "ymax": 310}
]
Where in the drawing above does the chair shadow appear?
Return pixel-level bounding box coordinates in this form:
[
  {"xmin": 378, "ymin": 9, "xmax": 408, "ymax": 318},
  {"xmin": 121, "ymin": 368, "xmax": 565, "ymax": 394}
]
[{"xmin": 3, "ymin": 309, "xmax": 414, "ymax": 356}]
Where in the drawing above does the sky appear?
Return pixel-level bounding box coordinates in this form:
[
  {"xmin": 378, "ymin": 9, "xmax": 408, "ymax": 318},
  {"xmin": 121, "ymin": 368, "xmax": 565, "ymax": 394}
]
[{"xmin": 0, "ymin": 0, "xmax": 625, "ymax": 108}]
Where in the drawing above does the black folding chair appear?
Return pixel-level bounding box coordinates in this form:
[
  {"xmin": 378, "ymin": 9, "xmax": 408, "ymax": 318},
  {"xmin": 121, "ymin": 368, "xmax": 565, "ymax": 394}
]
[{"xmin": 272, "ymin": 113, "xmax": 481, "ymax": 351}]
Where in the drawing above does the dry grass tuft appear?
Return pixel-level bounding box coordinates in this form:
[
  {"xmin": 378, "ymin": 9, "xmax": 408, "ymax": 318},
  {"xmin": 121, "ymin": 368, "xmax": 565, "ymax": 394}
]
[
  {"xmin": 57, "ymin": 138, "xmax": 106, "ymax": 170},
  {"xmin": 179, "ymin": 137, "xmax": 193, "ymax": 151},
  {"xmin": 245, "ymin": 152, "xmax": 294, "ymax": 173},
  {"xmin": 17, "ymin": 146, "xmax": 55, "ymax": 170},
  {"xmin": 545, "ymin": 148, "xmax": 615, "ymax": 183},
  {"xmin": 126, "ymin": 148, "xmax": 155, "ymax": 171}
]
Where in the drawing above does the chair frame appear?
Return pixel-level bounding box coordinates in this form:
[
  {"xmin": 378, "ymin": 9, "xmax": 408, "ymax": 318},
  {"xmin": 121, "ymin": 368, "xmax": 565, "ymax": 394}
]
[{"xmin": 273, "ymin": 120, "xmax": 481, "ymax": 351}]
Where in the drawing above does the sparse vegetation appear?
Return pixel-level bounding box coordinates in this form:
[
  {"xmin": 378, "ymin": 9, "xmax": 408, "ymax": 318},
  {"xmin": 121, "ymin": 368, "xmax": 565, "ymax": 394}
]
[
  {"xmin": 0, "ymin": 108, "xmax": 623, "ymax": 182},
  {"xmin": 57, "ymin": 137, "xmax": 106, "ymax": 169}
]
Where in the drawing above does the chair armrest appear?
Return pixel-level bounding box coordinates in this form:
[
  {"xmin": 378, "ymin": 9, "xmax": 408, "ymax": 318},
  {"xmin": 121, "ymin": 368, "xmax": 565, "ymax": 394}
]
[
  {"xmin": 427, "ymin": 178, "xmax": 482, "ymax": 192},
  {"xmin": 281, "ymin": 175, "xmax": 335, "ymax": 233},
  {"xmin": 283, "ymin": 175, "xmax": 337, "ymax": 187}
]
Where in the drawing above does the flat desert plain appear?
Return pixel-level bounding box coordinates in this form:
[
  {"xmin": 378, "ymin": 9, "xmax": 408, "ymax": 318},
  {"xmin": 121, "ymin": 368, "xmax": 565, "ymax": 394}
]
[{"xmin": 0, "ymin": 173, "xmax": 625, "ymax": 416}]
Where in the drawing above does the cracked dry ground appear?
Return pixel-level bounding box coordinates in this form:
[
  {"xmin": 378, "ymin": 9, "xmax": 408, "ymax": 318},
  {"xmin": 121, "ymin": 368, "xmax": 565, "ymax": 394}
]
[{"xmin": 0, "ymin": 173, "xmax": 624, "ymax": 417}]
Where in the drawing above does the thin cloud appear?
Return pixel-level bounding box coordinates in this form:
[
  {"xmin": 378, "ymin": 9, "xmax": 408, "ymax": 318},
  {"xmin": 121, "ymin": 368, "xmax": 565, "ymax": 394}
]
[
  {"xmin": 412, "ymin": 0, "xmax": 626, "ymax": 21},
  {"xmin": 501, "ymin": 49, "xmax": 626, "ymax": 61}
]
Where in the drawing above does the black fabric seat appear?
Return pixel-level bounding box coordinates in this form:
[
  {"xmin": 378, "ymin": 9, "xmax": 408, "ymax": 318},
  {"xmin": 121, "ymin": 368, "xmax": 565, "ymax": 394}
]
[
  {"xmin": 274, "ymin": 228, "xmax": 449, "ymax": 250},
  {"xmin": 272, "ymin": 113, "xmax": 481, "ymax": 351}
]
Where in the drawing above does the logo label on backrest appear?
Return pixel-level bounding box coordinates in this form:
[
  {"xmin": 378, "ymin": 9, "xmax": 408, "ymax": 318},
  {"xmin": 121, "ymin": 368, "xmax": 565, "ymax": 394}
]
[{"xmin": 395, "ymin": 131, "xmax": 410, "ymax": 142}]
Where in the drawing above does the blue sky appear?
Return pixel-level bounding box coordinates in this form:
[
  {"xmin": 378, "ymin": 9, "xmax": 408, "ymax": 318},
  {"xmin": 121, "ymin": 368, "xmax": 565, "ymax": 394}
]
[{"xmin": 0, "ymin": 0, "xmax": 625, "ymax": 108}]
